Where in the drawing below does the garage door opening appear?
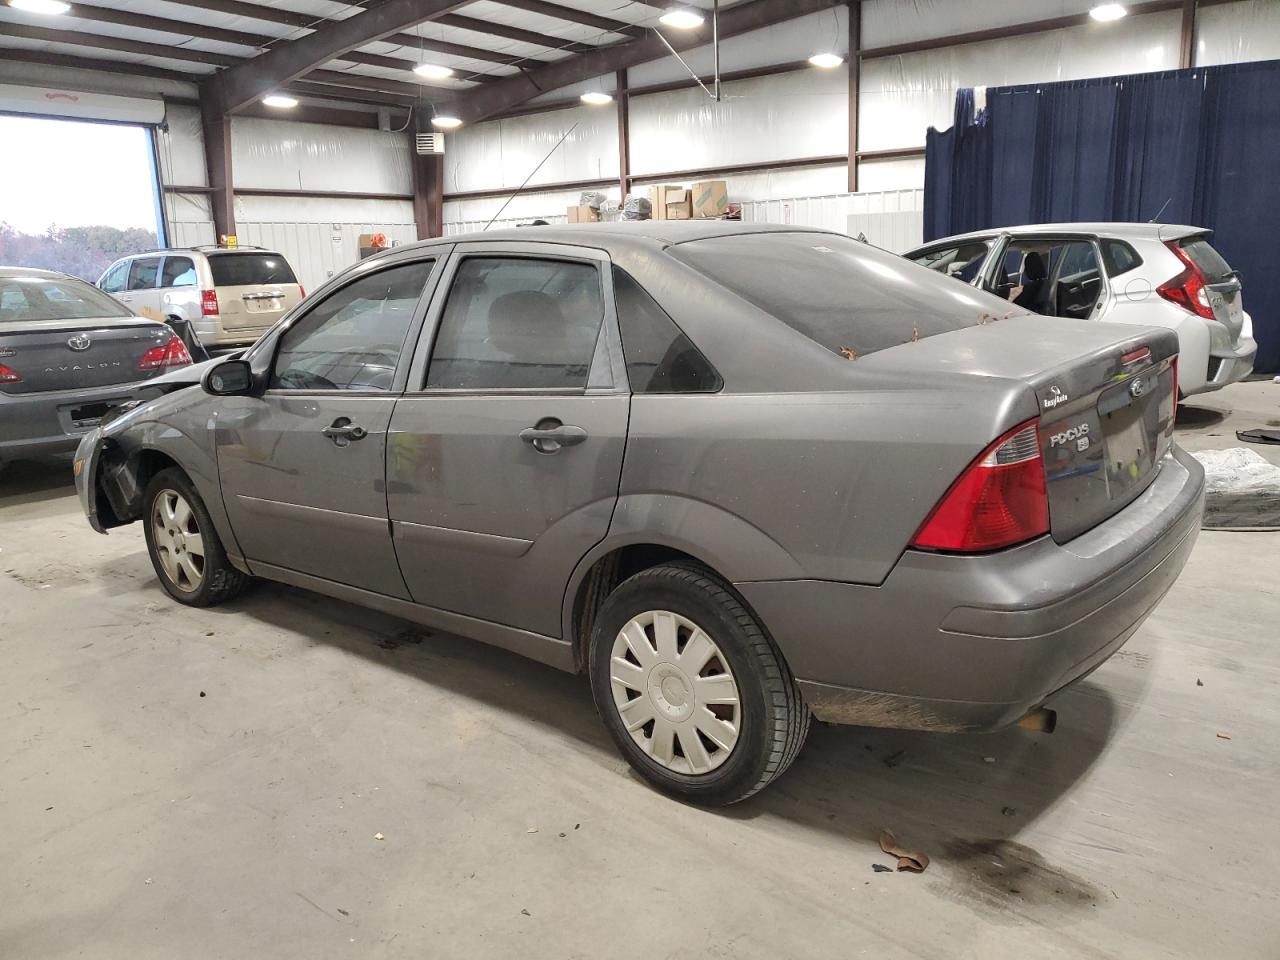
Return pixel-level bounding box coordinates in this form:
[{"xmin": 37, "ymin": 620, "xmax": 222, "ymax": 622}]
[{"xmin": 0, "ymin": 114, "xmax": 165, "ymax": 282}]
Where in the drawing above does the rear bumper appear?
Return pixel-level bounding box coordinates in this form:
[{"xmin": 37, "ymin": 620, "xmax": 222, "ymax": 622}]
[
  {"xmin": 1187, "ymin": 335, "xmax": 1256, "ymax": 396},
  {"xmin": 0, "ymin": 382, "xmax": 154, "ymax": 461},
  {"xmin": 737, "ymin": 444, "xmax": 1206, "ymax": 733}
]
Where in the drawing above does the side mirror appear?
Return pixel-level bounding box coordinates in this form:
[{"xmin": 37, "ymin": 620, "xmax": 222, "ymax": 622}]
[{"xmin": 204, "ymin": 358, "xmax": 254, "ymax": 396}]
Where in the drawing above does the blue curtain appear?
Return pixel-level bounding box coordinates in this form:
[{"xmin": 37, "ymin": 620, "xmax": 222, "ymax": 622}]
[{"xmin": 924, "ymin": 60, "xmax": 1280, "ymax": 373}]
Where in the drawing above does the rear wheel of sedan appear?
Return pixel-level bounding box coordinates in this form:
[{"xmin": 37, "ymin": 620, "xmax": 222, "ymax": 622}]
[
  {"xmin": 143, "ymin": 467, "xmax": 248, "ymax": 607},
  {"xmin": 589, "ymin": 563, "xmax": 809, "ymax": 805}
]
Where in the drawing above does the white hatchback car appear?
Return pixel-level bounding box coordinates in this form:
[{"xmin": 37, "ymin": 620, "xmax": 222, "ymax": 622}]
[
  {"xmin": 905, "ymin": 223, "xmax": 1256, "ymax": 397},
  {"xmin": 98, "ymin": 246, "xmax": 304, "ymax": 349}
]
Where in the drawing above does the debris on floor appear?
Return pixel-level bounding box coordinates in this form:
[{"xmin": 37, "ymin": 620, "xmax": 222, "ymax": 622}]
[
  {"xmin": 373, "ymin": 833, "xmax": 384, "ymax": 841},
  {"xmin": 1237, "ymin": 429, "xmax": 1280, "ymax": 445},
  {"xmin": 883, "ymin": 749, "xmax": 906, "ymax": 768},
  {"xmin": 1002, "ymin": 806, "xmax": 1017, "ymax": 817},
  {"xmin": 872, "ymin": 863, "xmax": 893, "ymax": 873},
  {"xmin": 879, "ymin": 829, "xmax": 930, "ymax": 873},
  {"xmin": 983, "ymin": 756, "xmax": 996, "ymax": 763},
  {"xmin": 1197, "ymin": 678, "xmax": 1204, "ymax": 686},
  {"xmin": 1189, "ymin": 447, "xmax": 1280, "ymax": 530},
  {"xmin": 1217, "ymin": 732, "xmax": 1232, "ymax": 740}
]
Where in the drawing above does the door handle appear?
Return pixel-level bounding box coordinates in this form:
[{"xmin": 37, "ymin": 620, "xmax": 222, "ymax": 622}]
[
  {"xmin": 322, "ymin": 417, "xmax": 368, "ymax": 445},
  {"xmin": 520, "ymin": 419, "xmax": 587, "ymax": 453}
]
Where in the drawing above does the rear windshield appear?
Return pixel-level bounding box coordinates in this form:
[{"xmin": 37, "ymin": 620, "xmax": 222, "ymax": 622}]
[
  {"xmin": 208, "ymin": 253, "xmax": 298, "ymax": 287},
  {"xmin": 1178, "ymin": 237, "xmax": 1233, "ymax": 281},
  {"xmin": 0, "ymin": 276, "xmax": 132, "ymax": 323},
  {"xmin": 670, "ymin": 232, "xmax": 996, "ymax": 358}
]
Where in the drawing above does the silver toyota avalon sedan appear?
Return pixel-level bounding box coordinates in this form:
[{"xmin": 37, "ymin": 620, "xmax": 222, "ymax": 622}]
[
  {"xmin": 72, "ymin": 223, "xmax": 1204, "ymax": 804},
  {"xmin": 1, "ymin": 266, "xmax": 192, "ymax": 469}
]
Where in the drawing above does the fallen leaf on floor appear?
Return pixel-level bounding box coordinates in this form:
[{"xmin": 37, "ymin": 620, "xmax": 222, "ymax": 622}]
[
  {"xmin": 373, "ymin": 833, "xmax": 385, "ymax": 841},
  {"xmin": 144, "ymin": 878, "xmax": 152, "ymax": 885},
  {"xmin": 521, "ymin": 908, "xmax": 531, "ymax": 917},
  {"xmin": 1196, "ymin": 678, "xmax": 1204, "ymax": 686},
  {"xmin": 337, "ymin": 908, "xmax": 349, "ymax": 916},
  {"xmin": 883, "ymin": 750, "xmax": 906, "ymax": 769},
  {"xmin": 872, "ymin": 863, "xmax": 893, "ymax": 873},
  {"xmin": 879, "ymin": 829, "xmax": 929, "ymax": 873},
  {"xmin": 526, "ymin": 827, "xmax": 538, "ymax": 834},
  {"xmin": 1002, "ymin": 806, "xmax": 1017, "ymax": 817},
  {"xmin": 1217, "ymin": 732, "xmax": 1232, "ymax": 740}
]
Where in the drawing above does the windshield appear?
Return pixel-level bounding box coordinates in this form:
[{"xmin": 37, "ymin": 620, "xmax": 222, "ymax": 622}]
[
  {"xmin": 671, "ymin": 232, "xmax": 1005, "ymax": 358},
  {"xmin": 0, "ymin": 275, "xmax": 132, "ymax": 323},
  {"xmin": 208, "ymin": 253, "xmax": 298, "ymax": 286}
]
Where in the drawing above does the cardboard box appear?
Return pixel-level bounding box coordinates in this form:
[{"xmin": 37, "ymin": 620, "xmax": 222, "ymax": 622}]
[
  {"xmin": 649, "ymin": 184, "xmax": 689, "ymax": 221},
  {"xmin": 691, "ymin": 179, "xmax": 728, "ymax": 218},
  {"xmin": 567, "ymin": 204, "xmax": 600, "ymax": 223},
  {"xmin": 663, "ymin": 187, "xmax": 692, "ymax": 220}
]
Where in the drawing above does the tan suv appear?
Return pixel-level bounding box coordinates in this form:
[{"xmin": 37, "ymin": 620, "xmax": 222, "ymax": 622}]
[{"xmin": 98, "ymin": 246, "xmax": 304, "ymax": 349}]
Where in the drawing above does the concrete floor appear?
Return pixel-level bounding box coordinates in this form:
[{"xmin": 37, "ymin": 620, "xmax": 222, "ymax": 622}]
[{"xmin": 2, "ymin": 381, "xmax": 1278, "ymax": 959}]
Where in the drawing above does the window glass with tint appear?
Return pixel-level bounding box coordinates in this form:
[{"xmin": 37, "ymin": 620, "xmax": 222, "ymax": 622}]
[
  {"xmin": 909, "ymin": 241, "xmax": 990, "ymax": 282},
  {"xmin": 672, "ymin": 233, "xmax": 992, "ymax": 359},
  {"xmin": 426, "ymin": 257, "xmax": 604, "ymax": 390},
  {"xmin": 0, "ymin": 276, "xmax": 132, "ymax": 323},
  {"xmin": 209, "ymin": 253, "xmax": 298, "ymax": 287},
  {"xmin": 127, "ymin": 257, "xmax": 161, "ymax": 291},
  {"xmin": 1100, "ymin": 239, "xmax": 1142, "ymax": 276},
  {"xmin": 161, "ymin": 257, "xmax": 197, "ymax": 288},
  {"xmin": 613, "ymin": 266, "xmax": 720, "ymax": 393},
  {"xmin": 270, "ymin": 259, "xmax": 434, "ymax": 392},
  {"xmin": 100, "ymin": 261, "xmax": 128, "ymax": 293},
  {"xmin": 1178, "ymin": 237, "xmax": 1233, "ymax": 281}
]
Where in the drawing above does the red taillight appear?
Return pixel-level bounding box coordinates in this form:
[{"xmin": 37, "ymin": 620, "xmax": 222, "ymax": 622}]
[
  {"xmin": 1156, "ymin": 243, "xmax": 1215, "ymax": 320},
  {"xmin": 200, "ymin": 289, "xmax": 220, "ymax": 316},
  {"xmin": 137, "ymin": 335, "xmax": 193, "ymax": 371},
  {"xmin": 0, "ymin": 362, "xmax": 22, "ymax": 384},
  {"xmin": 911, "ymin": 419, "xmax": 1050, "ymax": 553}
]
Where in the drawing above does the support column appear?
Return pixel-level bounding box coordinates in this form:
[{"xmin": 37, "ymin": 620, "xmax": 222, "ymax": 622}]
[
  {"xmin": 616, "ymin": 69, "xmax": 631, "ymax": 202},
  {"xmin": 847, "ymin": 0, "xmax": 861, "ymax": 194},
  {"xmin": 1179, "ymin": 0, "xmax": 1197, "ymax": 69},
  {"xmin": 200, "ymin": 92, "xmax": 235, "ymax": 241},
  {"xmin": 411, "ymin": 123, "xmax": 444, "ymax": 240}
]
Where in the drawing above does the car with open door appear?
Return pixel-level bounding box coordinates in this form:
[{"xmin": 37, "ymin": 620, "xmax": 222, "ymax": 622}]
[
  {"xmin": 905, "ymin": 223, "xmax": 1256, "ymax": 397},
  {"xmin": 0, "ymin": 266, "xmax": 192, "ymax": 469},
  {"xmin": 73, "ymin": 223, "xmax": 1204, "ymax": 805}
]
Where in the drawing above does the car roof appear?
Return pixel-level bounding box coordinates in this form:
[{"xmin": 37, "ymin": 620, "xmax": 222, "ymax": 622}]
[
  {"xmin": 381, "ymin": 220, "xmax": 833, "ymax": 258},
  {"xmin": 0, "ymin": 265, "xmax": 76, "ymax": 280},
  {"xmin": 915, "ymin": 222, "xmax": 1207, "ymax": 248}
]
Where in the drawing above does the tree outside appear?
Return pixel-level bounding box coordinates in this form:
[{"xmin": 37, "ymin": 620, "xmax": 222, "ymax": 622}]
[{"xmin": 0, "ymin": 223, "xmax": 158, "ymax": 282}]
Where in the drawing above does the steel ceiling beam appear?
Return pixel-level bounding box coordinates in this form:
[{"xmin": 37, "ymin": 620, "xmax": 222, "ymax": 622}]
[
  {"xmin": 62, "ymin": 2, "xmax": 269, "ymax": 48},
  {"xmin": 495, "ymin": 0, "xmax": 645, "ymax": 38},
  {"xmin": 0, "ymin": 21, "xmax": 235, "ymax": 66},
  {"xmin": 202, "ymin": 0, "xmax": 470, "ymax": 113},
  {"xmin": 0, "ymin": 46, "xmax": 193, "ymax": 82},
  {"xmin": 452, "ymin": 0, "xmax": 846, "ymax": 123},
  {"xmin": 437, "ymin": 12, "xmax": 594, "ymax": 52}
]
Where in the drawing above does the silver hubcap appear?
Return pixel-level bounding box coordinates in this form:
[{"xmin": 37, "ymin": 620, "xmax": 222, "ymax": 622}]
[
  {"xmin": 151, "ymin": 489, "xmax": 205, "ymax": 593},
  {"xmin": 610, "ymin": 610, "xmax": 741, "ymax": 775}
]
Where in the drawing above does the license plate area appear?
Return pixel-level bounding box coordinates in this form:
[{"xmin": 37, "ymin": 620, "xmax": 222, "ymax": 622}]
[
  {"xmin": 1096, "ymin": 368, "xmax": 1172, "ymax": 502},
  {"xmin": 69, "ymin": 401, "xmax": 113, "ymax": 427},
  {"xmin": 244, "ymin": 294, "xmax": 284, "ymax": 314}
]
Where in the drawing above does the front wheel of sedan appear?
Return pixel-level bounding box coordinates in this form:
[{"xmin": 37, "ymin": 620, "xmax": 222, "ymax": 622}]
[
  {"xmin": 589, "ymin": 563, "xmax": 809, "ymax": 805},
  {"xmin": 143, "ymin": 467, "xmax": 248, "ymax": 607}
]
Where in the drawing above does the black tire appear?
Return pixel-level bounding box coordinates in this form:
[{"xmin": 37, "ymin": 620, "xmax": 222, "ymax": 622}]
[
  {"xmin": 142, "ymin": 467, "xmax": 249, "ymax": 606},
  {"xmin": 588, "ymin": 563, "xmax": 809, "ymax": 805}
]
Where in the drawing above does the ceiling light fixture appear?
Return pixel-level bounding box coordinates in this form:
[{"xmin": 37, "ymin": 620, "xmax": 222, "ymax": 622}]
[
  {"xmin": 808, "ymin": 52, "xmax": 844, "ymax": 69},
  {"xmin": 658, "ymin": 8, "xmax": 704, "ymax": 29},
  {"xmin": 413, "ymin": 63, "xmax": 454, "ymax": 79},
  {"xmin": 431, "ymin": 115, "xmax": 463, "ymax": 129},
  {"xmin": 8, "ymin": 0, "xmax": 71, "ymax": 14},
  {"xmin": 579, "ymin": 91, "xmax": 613, "ymax": 105},
  {"xmin": 262, "ymin": 94, "xmax": 298, "ymax": 109},
  {"xmin": 1089, "ymin": 3, "xmax": 1128, "ymax": 21}
]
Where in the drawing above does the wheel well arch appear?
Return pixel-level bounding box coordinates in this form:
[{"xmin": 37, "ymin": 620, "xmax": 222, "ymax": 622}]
[
  {"xmin": 97, "ymin": 446, "xmax": 186, "ymax": 526},
  {"xmin": 566, "ymin": 542, "xmax": 721, "ymax": 673}
]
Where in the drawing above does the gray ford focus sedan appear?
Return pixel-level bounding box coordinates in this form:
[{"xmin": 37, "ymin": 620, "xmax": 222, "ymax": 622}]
[{"xmin": 73, "ymin": 222, "xmax": 1204, "ymax": 804}]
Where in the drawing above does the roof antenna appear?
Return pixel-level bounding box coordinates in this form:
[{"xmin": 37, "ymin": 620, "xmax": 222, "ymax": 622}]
[
  {"xmin": 1148, "ymin": 196, "xmax": 1173, "ymax": 223},
  {"xmin": 482, "ymin": 122, "xmax": 580, "ymax": 231}
]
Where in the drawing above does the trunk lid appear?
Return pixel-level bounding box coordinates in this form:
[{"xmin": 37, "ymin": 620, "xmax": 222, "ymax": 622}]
[
  {"xmin": 0, "ymin": 319, "xmax": 173, "ymax": 394},
  {"xmin": 206, "ymin": 251, "xmax": 301, "ymax": 332}
]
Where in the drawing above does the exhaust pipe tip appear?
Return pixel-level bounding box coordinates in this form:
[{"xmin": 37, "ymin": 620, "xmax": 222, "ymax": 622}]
[{"xmin": 1017, "ymin": 707, "xmax": 1057, "ymax": 734}]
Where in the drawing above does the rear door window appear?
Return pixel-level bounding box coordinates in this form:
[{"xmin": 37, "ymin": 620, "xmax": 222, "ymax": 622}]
[
  {"xmin": 161, "ymin": 256, "xmax": 197, "ymax": 288},
  {"xmin": 1178, "ymin": 237, "xmax": 1233, "ymax": 281},
  {"xmin": 671, "ymin": 232, "xmax": 990, "ymax": 358},
  {"xmin": 208, "ymin": 253, "xmax": 298, "ymax": 287},
  {"xmin": 425, "ymin": 257, "xmax": 604, "ymax": 390},
  {"xmin": 127, "ymin": 257, "xmax": 161, "ymax": 291},
  {"xmin": 908, "ymin": 241, "xmax": 991, "ymax": 282}
]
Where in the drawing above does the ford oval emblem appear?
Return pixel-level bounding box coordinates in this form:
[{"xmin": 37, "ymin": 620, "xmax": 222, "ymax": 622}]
[
  {"xmin": 67, "ymin": 333, "xmax": 92, "ymax": 352},
  {"xmin": 1129, "ymin": 377, "xmax": 1146, "ymax": 398}
]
